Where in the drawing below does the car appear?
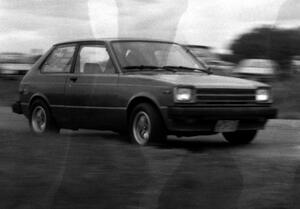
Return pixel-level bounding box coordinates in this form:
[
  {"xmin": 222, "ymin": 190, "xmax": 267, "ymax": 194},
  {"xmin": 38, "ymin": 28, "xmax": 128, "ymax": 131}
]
[
  {"xmin": 0, "ymin": 52, "xmax": 39, "ymax": 76},
  {"xmin": 291, "ymin": 55, "xmax": 300, "ymax": 73},
  {"xmin": 12, "ymin": 39, "xmax": 277, "ymax": 146},
  {"xmin": 233, "ymin": 59, "xmax": 278, "ymax": 82}
]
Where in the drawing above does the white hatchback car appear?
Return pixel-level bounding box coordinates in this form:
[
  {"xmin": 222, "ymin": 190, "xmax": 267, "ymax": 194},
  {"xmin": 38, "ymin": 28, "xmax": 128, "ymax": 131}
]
[
  {"xmin": 0, "ymin": 53, "xmax": 37, "ymax": 76},
  {"xmin": 233, "ymin": 59, "xmax": 278, "ymax": 82},
  {"xmin": 292, "ymin": 56, "xmax": 300, "ymax": 73}
]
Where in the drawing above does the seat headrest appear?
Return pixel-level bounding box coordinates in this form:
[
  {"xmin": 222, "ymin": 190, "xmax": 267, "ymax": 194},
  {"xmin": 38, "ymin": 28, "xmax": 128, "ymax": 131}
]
[{"xmin": 84, "ymin": 63, "xmax": 100, "ymax": 74}]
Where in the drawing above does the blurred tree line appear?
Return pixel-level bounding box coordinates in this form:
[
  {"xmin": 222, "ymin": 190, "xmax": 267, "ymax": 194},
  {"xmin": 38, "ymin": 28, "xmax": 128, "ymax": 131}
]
[{"xmin": 221, "ymin": 26, "xmax": 300, "ymax": 71}]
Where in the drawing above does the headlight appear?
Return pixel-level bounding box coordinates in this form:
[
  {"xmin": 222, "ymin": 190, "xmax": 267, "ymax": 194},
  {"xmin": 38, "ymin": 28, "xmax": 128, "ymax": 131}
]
[
  {"xmin": 174, "ymin": 87, "xmax": 194, "ymax": 102},
  {"xmin": 256, "ymin": 88, "xmax": 270, "ymax": 102}
]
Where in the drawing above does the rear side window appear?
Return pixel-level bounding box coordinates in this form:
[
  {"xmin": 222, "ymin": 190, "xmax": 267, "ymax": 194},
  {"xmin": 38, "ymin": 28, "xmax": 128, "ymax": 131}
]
[
  {"xmin": 41, "ymin": 45, "xmax": 75, "ymax": 73},
  {"xmin": 75, "ymin": 45, "xmax": 115, "ymax": 74}
]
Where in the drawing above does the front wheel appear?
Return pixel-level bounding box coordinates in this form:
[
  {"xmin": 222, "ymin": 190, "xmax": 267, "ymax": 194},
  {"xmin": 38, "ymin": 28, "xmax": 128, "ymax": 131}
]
[
  {"xmin": 29, "ymin": 100, "xmax": 59, "ymax": 134},
  {"xmin": 129, "ymin": 103, "xmax": 166, "ymax": 146},
  {"xmin": 223, "ymin": 130, "xmax": 258, "ymax": 145}
]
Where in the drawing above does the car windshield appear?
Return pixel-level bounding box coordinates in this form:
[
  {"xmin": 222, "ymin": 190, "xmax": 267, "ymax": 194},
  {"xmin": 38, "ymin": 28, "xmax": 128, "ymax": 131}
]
[
  {"xmin": 188, "ymin": 47, "xmax": 213, "ymax": 58},
  {"xmin": 111, "ymin": 41, "xmax": 206, "ymax": 72}
]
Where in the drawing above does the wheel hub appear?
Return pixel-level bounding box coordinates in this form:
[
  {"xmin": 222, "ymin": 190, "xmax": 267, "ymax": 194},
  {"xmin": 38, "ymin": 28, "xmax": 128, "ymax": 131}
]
[
  {"xmin": 133, "ymin": 111, "xmax": 151, "ymax": 145},
  {"xmin": 31, "ymin": 106, "xmax": 47, "ymax": 133}
]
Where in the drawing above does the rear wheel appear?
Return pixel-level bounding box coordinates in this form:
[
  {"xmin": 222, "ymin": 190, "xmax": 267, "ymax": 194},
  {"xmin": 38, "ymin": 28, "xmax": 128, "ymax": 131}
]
[
  {"xmin": 29, "ymin": 99, "xmax": 59, "ymax": 134},
  {"xmin": 129, "ymin": 103, "xmax": 166, "ymax": 146},
  {"xmin": 223, "ymin": 130, "xmax": 258, "ymax": 145}
]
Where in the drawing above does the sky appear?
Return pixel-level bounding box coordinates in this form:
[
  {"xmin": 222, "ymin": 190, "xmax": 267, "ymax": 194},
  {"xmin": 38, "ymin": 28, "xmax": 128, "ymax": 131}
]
[{"xmin": 0, "ymin": 0, "xmax": 299, "ymax": 54}]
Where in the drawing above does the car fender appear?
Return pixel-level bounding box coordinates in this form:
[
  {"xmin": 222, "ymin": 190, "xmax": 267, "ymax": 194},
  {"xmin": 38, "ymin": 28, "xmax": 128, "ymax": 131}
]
[
  {"xmin": 126, "ymin": 92, "xmax": 168, "ymax": 124},
  {"xmin": 28, "ymin": 92, "xmax": 50, "ymax": 109}
]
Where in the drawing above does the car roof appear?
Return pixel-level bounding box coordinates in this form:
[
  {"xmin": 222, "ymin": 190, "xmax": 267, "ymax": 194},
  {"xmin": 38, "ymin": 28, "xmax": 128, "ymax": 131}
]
[{"xmin": 54, "ymin": 38, "xmax": 177, "ymax": 46}]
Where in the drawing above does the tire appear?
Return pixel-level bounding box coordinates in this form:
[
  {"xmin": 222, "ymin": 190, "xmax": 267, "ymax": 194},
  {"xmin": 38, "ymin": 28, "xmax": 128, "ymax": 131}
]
[
  {"xmin": 129, "ymin": 103, "xmax": 166, "ymax": 146},
  {"xmin": 223, "ymin": 130, "xmax": 258, "ymax": 145},
  {"xmin": 29, "ymin": 99, "xmax": 59, "ymax": 134}
]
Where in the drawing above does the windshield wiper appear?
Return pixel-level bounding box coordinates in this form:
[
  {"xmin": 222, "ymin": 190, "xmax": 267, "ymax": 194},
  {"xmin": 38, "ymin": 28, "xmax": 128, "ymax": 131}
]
[
  {"xmin": 123, "ymin": 65, "xmax": 177, "ymax": 73},
  {"xmin": 123, "ymin": 65, "xmax": 160, "ymax": 70},
  {"xmin": 163, "ymin": 65, "xmax": 211, "ymax": 74}
]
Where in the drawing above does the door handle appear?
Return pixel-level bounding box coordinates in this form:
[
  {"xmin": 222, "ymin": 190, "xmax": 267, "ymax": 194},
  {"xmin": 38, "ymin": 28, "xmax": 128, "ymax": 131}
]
[{"xmin": 69, "ymin": 77, "xmax": 78, "ymax": 82}]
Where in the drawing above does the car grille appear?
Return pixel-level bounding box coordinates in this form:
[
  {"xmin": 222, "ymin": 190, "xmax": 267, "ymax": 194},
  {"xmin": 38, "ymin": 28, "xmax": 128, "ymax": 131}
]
[{"xmin": 195, "ymin": 88, "xmax": 257, "ymax": 106}]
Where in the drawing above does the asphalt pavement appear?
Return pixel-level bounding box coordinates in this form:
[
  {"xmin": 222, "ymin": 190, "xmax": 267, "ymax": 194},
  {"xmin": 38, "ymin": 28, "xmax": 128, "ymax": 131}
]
[{"xmin": 0, "ymin": 106, "xmax": 300, "ymax": 209}]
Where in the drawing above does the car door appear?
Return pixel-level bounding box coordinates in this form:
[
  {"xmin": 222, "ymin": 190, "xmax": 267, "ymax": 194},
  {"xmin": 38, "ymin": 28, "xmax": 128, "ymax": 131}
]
[
  {"xmin": 65, "ymin": 43, "xmax": 120, "ymax": 129},
  {"xmin": 37, "ymin": 44, "xmax": 76, "ymax": 126}
]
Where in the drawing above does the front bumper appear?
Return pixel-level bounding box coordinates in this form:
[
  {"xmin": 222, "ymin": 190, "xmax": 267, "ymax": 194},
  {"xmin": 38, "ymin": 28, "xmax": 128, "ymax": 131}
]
[
  {"xmin": 168, "ymin": 106, "xmax": 277, "ymax": 119},
  {"xmin": 165, "ymin": 106, "xmax": 277, "ymax": 132},
  {"xmin": 12, "ymin": 101, "xmax": 23, "ymax": 114}
]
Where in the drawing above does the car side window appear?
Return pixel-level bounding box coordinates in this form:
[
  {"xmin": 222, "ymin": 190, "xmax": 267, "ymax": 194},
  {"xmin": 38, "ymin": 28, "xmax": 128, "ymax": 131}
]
[
  {"xmin": 76, "ymin": 45, "xmax": 115, "ymax": 74},
  {"xmin": 41, "ymin": 45, "xmax": 75, "ymax": 73}
]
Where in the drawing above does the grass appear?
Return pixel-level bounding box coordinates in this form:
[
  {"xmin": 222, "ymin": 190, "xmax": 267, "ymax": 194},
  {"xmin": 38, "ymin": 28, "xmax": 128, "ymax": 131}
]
[{"xmin": 0, "ymin": 128, "xmax": 299, "ymax": 208}]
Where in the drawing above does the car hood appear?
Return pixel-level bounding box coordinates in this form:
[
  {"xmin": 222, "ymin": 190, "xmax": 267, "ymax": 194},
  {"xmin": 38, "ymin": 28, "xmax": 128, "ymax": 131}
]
[{"xmin": 148, "ymin": 73, "xmax": 268, "ymax": 88}]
